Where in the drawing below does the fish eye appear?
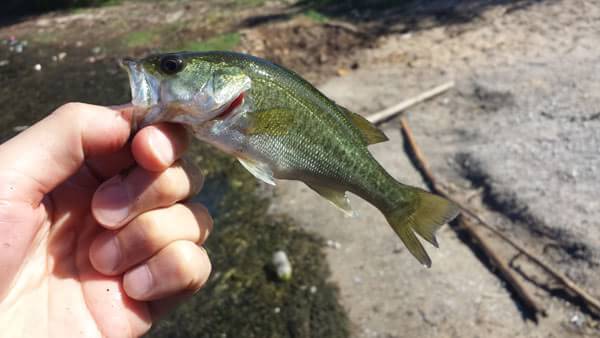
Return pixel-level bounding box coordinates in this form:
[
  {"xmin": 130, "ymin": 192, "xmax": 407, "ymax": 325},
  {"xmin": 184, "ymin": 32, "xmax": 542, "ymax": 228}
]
[{"xmin": 159, "ymin": 55, "xmax": 185, "ymax": 75}]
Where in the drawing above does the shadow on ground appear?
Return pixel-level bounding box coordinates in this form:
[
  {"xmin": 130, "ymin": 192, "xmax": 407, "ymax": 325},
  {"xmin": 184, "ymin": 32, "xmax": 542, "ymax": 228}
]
[{"xmin": 241, "ymin": 0, "xmax": 549, "ymax": 35}]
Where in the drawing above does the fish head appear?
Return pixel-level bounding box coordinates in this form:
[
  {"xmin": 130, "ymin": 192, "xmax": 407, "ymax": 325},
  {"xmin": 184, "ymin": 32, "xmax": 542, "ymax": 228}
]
[{"xmin": 121, "ymin": 52, "xmax": 251, "ymax": 127}]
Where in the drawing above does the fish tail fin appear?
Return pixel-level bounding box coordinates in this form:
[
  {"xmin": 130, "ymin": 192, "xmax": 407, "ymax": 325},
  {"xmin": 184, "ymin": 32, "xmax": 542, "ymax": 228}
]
[{"xmin": 384, "ymin": 188, "xmax": 459, "ymax": 268}]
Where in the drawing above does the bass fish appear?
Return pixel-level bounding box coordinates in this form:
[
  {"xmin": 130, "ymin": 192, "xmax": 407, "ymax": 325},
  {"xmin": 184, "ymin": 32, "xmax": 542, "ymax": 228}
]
[{"xmin": 121, "ymin": 51, "xmax": 459, "ymax": 267}]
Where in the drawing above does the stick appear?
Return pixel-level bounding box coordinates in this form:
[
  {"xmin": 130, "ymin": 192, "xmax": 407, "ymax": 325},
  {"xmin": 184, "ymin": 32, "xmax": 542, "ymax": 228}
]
[
  {"xmin": 366, "ymin": 81, "xmax": 455, "ymax": 124},
  {"xmin": 458, "ymin": 203, "xmax": 600, "ymax": 315},
  {"xmin": 398, "ymin": 116, "xmax": 546, "ymax": 319},
  {"xmin": 397, "ymin": 116, "xmax": 600, "ymax": 315}
]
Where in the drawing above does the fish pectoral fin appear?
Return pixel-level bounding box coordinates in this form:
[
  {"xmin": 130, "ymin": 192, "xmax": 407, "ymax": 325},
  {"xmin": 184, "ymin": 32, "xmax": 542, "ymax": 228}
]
[
  {"xmin": 306, "ymin": 183, "xmax": 356, "ymax": 217},
  {"xmin": 338, "ymin": 105, "xmax": 388, "ymax": 145},
  {"xmin": 238, "ymin": 158, "xmax": 276, "ymax": 186}
]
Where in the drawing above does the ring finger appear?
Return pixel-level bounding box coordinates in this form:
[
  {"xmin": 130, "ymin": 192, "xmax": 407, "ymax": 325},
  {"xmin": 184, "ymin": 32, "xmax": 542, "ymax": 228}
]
[{"xmin": 123, "ymin": 240, "xmax": 211, "ymax": 301}]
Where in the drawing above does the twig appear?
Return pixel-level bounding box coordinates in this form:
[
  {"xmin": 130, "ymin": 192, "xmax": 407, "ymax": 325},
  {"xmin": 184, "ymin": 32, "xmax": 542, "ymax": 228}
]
[
  {"xmin": 366, "ymin": 81, "xmax": 455, "ymax": 124},
  {"xmin": 458, "ymin": 204, "xmax": 600, "ymax": 315},
  {"xmin": 398, "ymin": 116, "xmax": 600, "ymax": 316},
  {"xmin": 398, "ymin": 116, "xmax": 546, "ymax": 319},
  {"xmin": 368, "ymin": 81, "xmax": 600, "ymax": 316}
]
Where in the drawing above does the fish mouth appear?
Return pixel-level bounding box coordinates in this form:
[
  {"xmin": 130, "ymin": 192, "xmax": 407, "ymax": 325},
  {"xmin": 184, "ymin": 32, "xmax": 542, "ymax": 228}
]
[
  {"xmin": 120, "ymin": 57, "xmax": 159, "ymax": 108},
  {"xmin": 214, "ymin": 92, "xmax": 245, "ymax": 120}
]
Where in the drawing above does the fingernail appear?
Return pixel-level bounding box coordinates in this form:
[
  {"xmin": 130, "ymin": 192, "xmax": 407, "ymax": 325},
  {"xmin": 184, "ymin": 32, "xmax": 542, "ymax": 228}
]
[
  {"xmin": 93, "ymin": 236, "xmax": 121, "ymax": 273},
  {"xmin": 149, "ymin": 128, "xmax": 173, "ymax": 166},
  {"xmin": 126, "ymin": 264, "xmax": 153, "ymax": 298},
  {"xmin": 93, "ymin": 176, "xmax": 131, "ymax": 226}
]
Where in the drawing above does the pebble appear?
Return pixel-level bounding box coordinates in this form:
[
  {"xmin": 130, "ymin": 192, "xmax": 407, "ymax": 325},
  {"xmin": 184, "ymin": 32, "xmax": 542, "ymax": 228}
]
[
  {"xmin": 272, "ymin": 250, "xmax": 292, "ymax": 281},
  {"xmin": 92, "ymin": 46, "xmax": 102, "ymax": 54},
  {"xmin": 325, "ymin": 239, "xmax": 342, "ymax": 249},
  {"xmin": 12, "ymin": 125, "xmax": 30, "ymax": 132},
  {"xmin": 570, "ymin": 313, "xmax": 585, "ymax": 327}
]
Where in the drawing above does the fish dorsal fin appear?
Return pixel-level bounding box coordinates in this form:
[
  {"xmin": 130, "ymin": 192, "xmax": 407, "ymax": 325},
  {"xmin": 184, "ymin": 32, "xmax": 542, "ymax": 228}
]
[
  {"xmin": 338, "ymin": 105, "xmax": 388, "ymax": 145},
  {"xmin": 238, "ymin": 158, "xmax": 276, "ymax": 186},
  {"xmin": 306, "ymin": 182, "xmax": 356, "ymax": 217}
]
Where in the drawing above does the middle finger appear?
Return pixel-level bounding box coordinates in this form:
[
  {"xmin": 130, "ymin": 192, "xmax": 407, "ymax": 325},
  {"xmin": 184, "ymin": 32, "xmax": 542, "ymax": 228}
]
[
  {"xmin": 91, "ymin": 159, "xmax": 203, "ymax": 228},
  {"xmin": 89, "ymin": 203, "xmax": 212, "ymax": 275}
]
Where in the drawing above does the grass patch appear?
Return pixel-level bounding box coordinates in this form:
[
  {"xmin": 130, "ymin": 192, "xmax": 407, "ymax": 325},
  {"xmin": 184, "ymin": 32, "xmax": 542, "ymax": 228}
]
[
  {"xmin": 179, "ymin": 32, "xmax": 241, "ymax": 52},
  {"xmin": 304, "ymin": 9, "xmax": 329, "ymax": 23},
  {"xmin": 231, "ymin": 0, "xmax": 270, "ymax": 8},
  {"xmin": 123, "ymin": 30, "xmax": 156, "ymax": 48}
]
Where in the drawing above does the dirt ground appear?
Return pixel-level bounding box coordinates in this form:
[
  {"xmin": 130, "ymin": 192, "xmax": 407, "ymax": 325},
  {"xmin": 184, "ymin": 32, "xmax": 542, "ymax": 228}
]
[
  {"xmin": 1, "ymin": 0, "xmax": 599, "ymax": 337},
  {"xmin": 270, "ymin": 0, "xmax": 600, "ymax": 337}
]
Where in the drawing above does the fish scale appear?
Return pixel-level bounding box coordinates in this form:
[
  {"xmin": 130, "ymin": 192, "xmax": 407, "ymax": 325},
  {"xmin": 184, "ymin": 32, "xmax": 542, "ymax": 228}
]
[{"xmin": 123, "ymin": 51, "xmax": 459, "ymax": 267}]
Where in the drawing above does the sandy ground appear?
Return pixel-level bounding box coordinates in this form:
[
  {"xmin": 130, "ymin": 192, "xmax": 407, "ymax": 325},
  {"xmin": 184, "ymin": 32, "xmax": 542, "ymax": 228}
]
[{"xmin": 270, "ymin": 0, "xmax": 600, "ymax": 336}]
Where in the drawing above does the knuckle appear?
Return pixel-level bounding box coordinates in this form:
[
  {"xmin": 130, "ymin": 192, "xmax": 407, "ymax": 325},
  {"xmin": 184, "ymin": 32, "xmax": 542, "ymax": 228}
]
[
  {"xmin": 154, "ymin": 166, "xmax": 185, "ymax": 201},
  {"xmin": 131, "ymin": 212, "xmax": 164, "ymax": 252},
  {"xmin": 169, "ymin": 242, "xmax": 208, "ymax": 290},
  {"xmin": 189, "ymin": 203, "xmax": 213, "ymax": 237},
  {"xmin": 55, "ymin": 102, "xmax": 84, "ymax": 121},
  {"xmin": 181, "ymin": 158, "xmax": 204, "ymax": 195},
  {"xmin": 169, "ymin": 241, "xmax": 197, "ymax": 280}
]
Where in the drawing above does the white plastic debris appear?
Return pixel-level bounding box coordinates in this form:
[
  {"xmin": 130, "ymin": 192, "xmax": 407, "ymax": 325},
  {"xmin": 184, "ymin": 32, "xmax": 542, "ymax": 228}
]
[
  {"xmin": 272, "ymin": 250, "xmax": 292, "ymax": 281},
  {"xmin": 33, "ymin": 64, "xmax": 42, "ymax": 71},
  {"xmin": 326, "ymin": 239, "xmax": 342, "ymax": 249}
]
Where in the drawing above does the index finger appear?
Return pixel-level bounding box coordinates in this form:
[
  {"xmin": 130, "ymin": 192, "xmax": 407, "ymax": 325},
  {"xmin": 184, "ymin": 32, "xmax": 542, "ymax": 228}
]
[
  {"xmin": 0, "ymin": 103, "xmax": 132, "ymax": 206},
  {"xmin": 131, "ymin": 123, "xmax": 189, "ymax": 172}
]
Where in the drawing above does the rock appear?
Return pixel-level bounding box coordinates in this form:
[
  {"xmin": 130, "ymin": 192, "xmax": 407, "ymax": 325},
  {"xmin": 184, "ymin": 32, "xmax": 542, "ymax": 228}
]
[{"xmin": 271, "ymin": 250, "xmax": 292, "ymax": 281}]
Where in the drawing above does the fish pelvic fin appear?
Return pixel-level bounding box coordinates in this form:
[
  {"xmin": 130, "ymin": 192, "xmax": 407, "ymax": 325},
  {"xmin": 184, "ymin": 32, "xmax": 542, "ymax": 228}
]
[
  {"xmin": 338, "ymin": 105, "xmax": 388, "ymax": 145},
  {"xmin": 238, "ymin": 158, "xmax": 276, "ymax": 186},
  {"xmin": 306, "ymin": 183, "xmax": 356, "ymax": 217},
  {"xmin": 385, "ymin": 188, "xmax": 459, "ymax": 268}
]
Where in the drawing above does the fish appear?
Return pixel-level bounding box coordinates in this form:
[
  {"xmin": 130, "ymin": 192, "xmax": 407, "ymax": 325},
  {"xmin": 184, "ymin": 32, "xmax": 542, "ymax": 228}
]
[{"xmin": 121, "ymin": 51, "xmax": 459, "ymax": 267}]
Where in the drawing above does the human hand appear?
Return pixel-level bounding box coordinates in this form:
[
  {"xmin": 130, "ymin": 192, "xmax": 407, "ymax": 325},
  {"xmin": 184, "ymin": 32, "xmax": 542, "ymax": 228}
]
[{"xmin": 0, "ymin": 103, "xmax": 212, "ymax": 337}]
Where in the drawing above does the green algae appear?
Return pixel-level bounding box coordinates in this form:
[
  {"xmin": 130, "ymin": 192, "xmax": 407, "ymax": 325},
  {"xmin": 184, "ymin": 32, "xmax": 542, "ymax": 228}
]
[{"xmin": 147, "ymin": 142, "xmax": 350, "ymax": 338}]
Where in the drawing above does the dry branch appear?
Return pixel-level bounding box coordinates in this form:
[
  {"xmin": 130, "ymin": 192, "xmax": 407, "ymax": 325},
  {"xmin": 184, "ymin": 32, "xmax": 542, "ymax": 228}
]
[
  {"xmin": 398, "ymin": 116, "xmax": 546, "ymax": 319},
  {"xmin": 395, "ymin": 110, "xmax": 600, "ymax": 316},
  {"xmin": 366, "ymin": 81, "xmax": 455, "ymax": 124},
  {"xmin": 367, "ymin": 83, "xmax": 600, "ymax": 317}
]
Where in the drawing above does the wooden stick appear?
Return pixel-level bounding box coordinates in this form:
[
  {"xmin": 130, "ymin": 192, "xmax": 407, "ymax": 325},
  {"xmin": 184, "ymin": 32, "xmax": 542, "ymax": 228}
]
[
  {"xmin": 397, "ymin": 116, "xmax": 600, "ymax": 315},
  {"xmin": 368, "ymin": 83, "xmax": 600, "ymax": 316},
  {"xmin": 366, "ymin": 81, "xmax": 455, "ymax": 124},
  {"xmin": 398, "ymin": 116, "xmax": 546, "ymax": 319},
  {"xmin": 458, "ymin": 203, "xmax": 600, "ymax": 315}
]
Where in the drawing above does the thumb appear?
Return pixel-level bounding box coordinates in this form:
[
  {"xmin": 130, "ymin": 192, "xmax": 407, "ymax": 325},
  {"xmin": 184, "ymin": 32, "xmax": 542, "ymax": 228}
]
[{"xmin": 0, "ymin": 103, "xmax": 132, "ymax": 206}]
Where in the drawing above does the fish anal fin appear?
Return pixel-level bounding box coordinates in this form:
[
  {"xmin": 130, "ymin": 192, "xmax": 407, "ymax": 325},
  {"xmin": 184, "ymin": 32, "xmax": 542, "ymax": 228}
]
[
  {"xmin": 339, "ymin": 105, "xmax": 388, "ymax": 145},
  {"xmin": 238, "ymin": 158, "xmax": 276, "ymax": 186},
  {"xmin": 306, "ymin": 183, "xmax": 356, "ymax": 217}
]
